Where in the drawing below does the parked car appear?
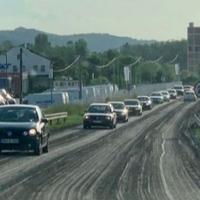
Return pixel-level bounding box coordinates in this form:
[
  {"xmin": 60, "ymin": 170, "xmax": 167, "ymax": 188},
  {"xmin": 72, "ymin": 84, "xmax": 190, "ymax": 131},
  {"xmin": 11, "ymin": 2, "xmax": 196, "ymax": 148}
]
[
  {"xmin": 183, "ymin": 91, "xmax": 197, "ymax": 102},
  {"xmin": 83, "ymin": 103, "xmax": 117, "ymax": 129},
  {"xmin": 150, "ymin": 92, "xmax": 164, "ymax": 104},
  {"xmin": 0, "ymin": 105, "xmax": 49, "ymax": 155},
  {"xmin": 160, "ymin": 90, "xmax": 170, "ymax": 101},
  {"xmin": 109, "ymin": 101, "xmax": 128, "ymax": 122},
  {"xmin": 167, "ymin": 89, "xmax": 177, "ymax": 99},
  {"xmin": 174, "ymin": 85, "xmax": 184, "ymax": 95},
  {"xmin": 124, "ymin": 99, "xmax": 142, "ymax": 116},
  {"xmin": 137, "ymin": 96, "xmax": 152, "ymax": 110}
]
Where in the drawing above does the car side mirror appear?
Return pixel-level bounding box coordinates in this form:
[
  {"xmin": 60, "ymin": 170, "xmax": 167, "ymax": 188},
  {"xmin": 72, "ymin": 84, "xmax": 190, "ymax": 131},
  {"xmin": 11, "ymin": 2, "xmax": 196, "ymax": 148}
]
[{"xmin": 41, "ymin": 118, "xmax": 48, "ymax": 123}]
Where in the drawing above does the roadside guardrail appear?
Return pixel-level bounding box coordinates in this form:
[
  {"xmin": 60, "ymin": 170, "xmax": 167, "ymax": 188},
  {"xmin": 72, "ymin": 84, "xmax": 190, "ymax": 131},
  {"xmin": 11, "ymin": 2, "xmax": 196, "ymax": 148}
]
[{"xmin": 45, "ymin": 112, "xmax": 68, "ymax": 125}]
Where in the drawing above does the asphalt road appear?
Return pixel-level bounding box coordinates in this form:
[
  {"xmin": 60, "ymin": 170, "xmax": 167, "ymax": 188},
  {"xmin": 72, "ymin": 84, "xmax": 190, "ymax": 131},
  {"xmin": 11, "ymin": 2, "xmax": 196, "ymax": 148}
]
[{"xmin": 0, "ymin": 100, "xmax": 200, "ymax": 200}]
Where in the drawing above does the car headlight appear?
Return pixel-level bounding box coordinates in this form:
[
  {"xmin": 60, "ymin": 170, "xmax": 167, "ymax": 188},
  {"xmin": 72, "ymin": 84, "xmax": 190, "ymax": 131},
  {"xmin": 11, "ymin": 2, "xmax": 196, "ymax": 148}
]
[
  {"xmin": 122, "ymin": 109, "xmax": 127, "ymax": 115},
  {"xmin": 29, "ymin": 128, "xmax": 37, "ymax": 136},
  {"xmin": 84, "ymin": 115, "xmax": 89, "ymax": 119},
  {"xmin": 106, "ymin": 116, "xmax": 111, "ymax": 120}
]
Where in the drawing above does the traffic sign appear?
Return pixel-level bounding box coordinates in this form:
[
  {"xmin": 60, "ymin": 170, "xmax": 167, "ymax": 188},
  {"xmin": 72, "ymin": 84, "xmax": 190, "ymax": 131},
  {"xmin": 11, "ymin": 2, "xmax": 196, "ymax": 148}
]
[{"xmin": 194, "ymin": 81, "xmax": 200, "ymax": 97}]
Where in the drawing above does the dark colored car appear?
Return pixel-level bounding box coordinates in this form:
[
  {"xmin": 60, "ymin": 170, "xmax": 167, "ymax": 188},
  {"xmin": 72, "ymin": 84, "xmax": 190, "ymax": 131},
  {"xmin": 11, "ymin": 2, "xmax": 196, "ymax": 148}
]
[
  {"xmin": 83, "ymin": 103, "xmax": 117, "ymax": 129},
  {"xmin": 0, "ymin": 105, "xmax": 49, "ymax": 155},
  {"xmin": 109, "ymin": 101, "xmax": 128, "ymax": 122}
]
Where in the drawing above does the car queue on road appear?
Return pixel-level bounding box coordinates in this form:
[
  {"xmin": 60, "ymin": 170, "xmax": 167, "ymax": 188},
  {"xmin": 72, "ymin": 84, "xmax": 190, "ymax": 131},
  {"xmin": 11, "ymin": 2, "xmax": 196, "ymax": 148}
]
[
  {"xmin": 0, "ymin": 84, "xmax": 198, "ymax": 156},
  {"xmin": 83, "ymin": 84, "xmax": 198, "ymax": 130}
]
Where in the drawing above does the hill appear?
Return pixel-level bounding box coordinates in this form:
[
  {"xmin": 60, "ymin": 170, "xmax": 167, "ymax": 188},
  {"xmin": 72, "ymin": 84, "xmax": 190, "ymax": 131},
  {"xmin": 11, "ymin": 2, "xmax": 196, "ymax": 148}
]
[{"xmin": 0, "ymin": 27, "xmax": 154, "ymax": 52}]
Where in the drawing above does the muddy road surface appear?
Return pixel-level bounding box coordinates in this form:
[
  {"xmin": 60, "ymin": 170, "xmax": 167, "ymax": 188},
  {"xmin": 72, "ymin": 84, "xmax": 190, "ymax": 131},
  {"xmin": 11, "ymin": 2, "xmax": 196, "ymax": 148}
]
[{"xmin": 0, "ymin": 100, "xmax": 200, "ymax": 200}]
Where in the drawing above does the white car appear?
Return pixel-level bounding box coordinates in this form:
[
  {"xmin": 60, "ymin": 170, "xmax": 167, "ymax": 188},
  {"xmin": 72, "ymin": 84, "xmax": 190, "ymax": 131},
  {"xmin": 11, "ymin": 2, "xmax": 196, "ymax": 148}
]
[
  {"xmin": 167, "ymin": 89, "xmax": 177, "ymax": 99},
  {"xmin": 160, "ymin": 91, "xmax": 170, "ymax": 101},
  {"xmin": 83, "ymin": 103, "xmax": 117, "ymax": 129},
  {"xmin": 174, "ymin": 85, "xmax": 184, "ymax": 95},
  {"xmin": 124, "ymin": 99, "xmax": 142, "ymax": 116},
  {"xmin": 150, "ymin": 92, "xmax": 164, "ymax": 104},
  {"xmin": 137, "ymin": 96, "xmax": 152, "ymax": 110}
]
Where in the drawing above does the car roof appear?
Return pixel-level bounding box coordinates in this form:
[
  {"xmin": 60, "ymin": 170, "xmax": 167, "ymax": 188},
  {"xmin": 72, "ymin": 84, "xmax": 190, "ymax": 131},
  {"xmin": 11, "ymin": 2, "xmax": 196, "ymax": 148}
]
[
  {"xmin": 108, "ymin": 101, "xmax": 124, "ymax": 104},
  {"xmin": 90, "ymin": 103, "xmax": 111, "ymax": 106},
  {"xmin": 124, "ymin": 99, "xmax": 139, "ymax": 102},
  {"xmin": 137, "ymin": 96, "xmax": 149, "ymax": 98},
  {"xmin": 0, "ymin": 104, "xmax": 39, "ymax": 109}
]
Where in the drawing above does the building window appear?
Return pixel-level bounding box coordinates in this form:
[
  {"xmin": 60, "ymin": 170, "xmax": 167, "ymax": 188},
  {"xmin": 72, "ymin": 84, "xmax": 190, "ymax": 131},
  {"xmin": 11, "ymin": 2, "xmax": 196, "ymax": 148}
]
[
  {"xmin": 33, "ymin": 65, "xmax": 38, "ymax": 72},
  {"xmin": 23, "ymin": 65, "xmax": 26, "ymax": 72},
  {"xmin": 13, "ymin": 65, "xmax": 18, "ymax": 73},
  {"xmin": 41, "ymin": 65, "xmax": 46, "ymax": 72},
  {"xmin": 195, "ymin": 46, "xmax": 200, "ymax": 52},
  {"xmin": 188, "ymin": 46, "xmax": 193, "ymax": 52}
]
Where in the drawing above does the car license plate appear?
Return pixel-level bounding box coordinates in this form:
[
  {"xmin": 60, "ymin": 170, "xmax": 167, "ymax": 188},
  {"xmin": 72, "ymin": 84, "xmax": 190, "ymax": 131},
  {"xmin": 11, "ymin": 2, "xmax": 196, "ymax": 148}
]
[
  {"xmin": 93, "ymin": 120, "xmax": 102, "ymax": 123},
  {"xmin": 0, "ymin": 139, "xmax": 19, "ymax": 144}
]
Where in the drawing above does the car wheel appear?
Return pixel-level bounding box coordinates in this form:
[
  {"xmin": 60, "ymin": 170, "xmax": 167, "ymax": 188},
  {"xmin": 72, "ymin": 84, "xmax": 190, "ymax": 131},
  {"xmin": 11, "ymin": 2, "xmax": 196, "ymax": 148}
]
[
  {"xmin": 43, "ymin": 141, "xmax": 49, "ymax": 153},
  {"xmin": 34, "ymin": 140, "xmax": 42, "ymax": 156},
  {"xmin": 109, "ymin": 122, "xmax": 114, "ymax": 129},
  {"xmin": 83, "ymin": 124, "xmax": 87, "ymax": 129}
]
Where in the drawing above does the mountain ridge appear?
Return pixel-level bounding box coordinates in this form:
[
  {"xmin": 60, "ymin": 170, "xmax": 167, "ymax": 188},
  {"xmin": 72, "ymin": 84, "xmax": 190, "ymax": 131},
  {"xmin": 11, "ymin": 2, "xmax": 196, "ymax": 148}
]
[{"xmin": 0, "ymin": 27, "xmax": 155, "ymax": 52}]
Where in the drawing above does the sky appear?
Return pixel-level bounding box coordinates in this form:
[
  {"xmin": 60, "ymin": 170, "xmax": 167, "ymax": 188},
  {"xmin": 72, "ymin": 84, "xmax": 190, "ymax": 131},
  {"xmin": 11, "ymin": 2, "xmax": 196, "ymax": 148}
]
[{"xmin": 0, "ymin": 0, "xmax": 200, "ymax": 41}]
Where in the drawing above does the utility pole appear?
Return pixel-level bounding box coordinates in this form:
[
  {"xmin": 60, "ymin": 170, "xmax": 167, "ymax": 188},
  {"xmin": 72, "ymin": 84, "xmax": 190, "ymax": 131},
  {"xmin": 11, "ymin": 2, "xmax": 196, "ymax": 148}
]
[
  {"xmin": 19, "ymin": 48, "xmax": 23, "ymax": 104},
  {"xmin": 5, "ymin": 52, "xmax": 8, "ymax": 90},
  {"xmin": 79, "ymin": 58, "xmax": 82, "ymax": 100}
]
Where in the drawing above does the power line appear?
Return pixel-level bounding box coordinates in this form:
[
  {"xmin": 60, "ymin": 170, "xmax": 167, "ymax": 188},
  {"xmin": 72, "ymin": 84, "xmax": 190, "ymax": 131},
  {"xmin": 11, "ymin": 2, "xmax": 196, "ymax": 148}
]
[{"xmin": 54, "ymin": 55, "xmax": 80, "ymax": 73}]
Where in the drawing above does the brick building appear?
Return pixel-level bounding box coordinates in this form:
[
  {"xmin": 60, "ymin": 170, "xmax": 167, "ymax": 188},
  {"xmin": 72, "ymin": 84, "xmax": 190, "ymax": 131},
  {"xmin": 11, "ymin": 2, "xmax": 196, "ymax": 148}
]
[{"xmin": 187, "ymin": 22, "xmax": 200, "ymax": 72}]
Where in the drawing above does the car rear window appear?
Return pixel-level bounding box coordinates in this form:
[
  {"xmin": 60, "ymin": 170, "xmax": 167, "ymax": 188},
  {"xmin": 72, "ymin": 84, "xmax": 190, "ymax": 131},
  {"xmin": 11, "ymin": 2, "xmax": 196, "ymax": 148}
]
[
  {"xmin": 88, "ymin": 105, "xmax": 111, "ymax": 113},
  {"xmin": 138, "ymin": 97, "xmax": 148, "ymax": 101},
  {"xmin": 111, "ymin": 103, "xmax": 124, "ymax": 109},
  {"xmin": 124, "ymin": 100, "xmax": 139, "ymax": 105}
]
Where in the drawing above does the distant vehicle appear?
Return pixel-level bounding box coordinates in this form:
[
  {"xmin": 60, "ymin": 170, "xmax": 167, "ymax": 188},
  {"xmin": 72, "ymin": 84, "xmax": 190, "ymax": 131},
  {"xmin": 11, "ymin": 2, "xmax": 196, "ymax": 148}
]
[
  {"xmin": 109, "ymin": 101, "xmax": 128, "ymax": 122},
  {"xmin": 174, "ymin": 85, "xmax": 184, "ymax": 95},
  {"xmin": 0, "ymin": 105, "xmax": 49, "ymax": 155},
  {"xmin": 160, "ymin": 91, "xmax": 170, "ymax": 101},
  {"xmin": 83, "ymin": 103, "xmax": 117, "ymax": 129},
  {"xmin": 24, "ymin": 92, "xmax": 69, "ymax": 108},
  {"xmin": 183, "ymin": 85, "xmax": 194, "ymax": 92},
  {"xmin": 150, "ymin": 92, "xmax": 164, "ymax": 104},
  {"xmin": 137, "ymin": 96, "xmax": 152, "ymax": 110},
  {"xmin": 167, "ymin": 89, "xmax": 177, "ymax": 99},
  {"xmin": 183, "ymin": 91, "xmax": 197, "ymax": 102},
  {"xmin": 124, "ymin": 99, "xmax": 142, "ymax": 116}
]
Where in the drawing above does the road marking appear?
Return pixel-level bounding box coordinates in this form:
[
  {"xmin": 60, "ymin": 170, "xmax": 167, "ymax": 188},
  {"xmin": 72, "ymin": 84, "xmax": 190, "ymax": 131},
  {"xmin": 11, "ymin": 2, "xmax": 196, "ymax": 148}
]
[{"xmin": 160, "ymin": 137, "xmax": 174, "ymax": 200}]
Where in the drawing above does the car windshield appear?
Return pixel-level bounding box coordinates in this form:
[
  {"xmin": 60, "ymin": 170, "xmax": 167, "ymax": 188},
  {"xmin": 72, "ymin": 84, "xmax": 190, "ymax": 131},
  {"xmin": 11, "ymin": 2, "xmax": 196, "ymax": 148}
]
[
  {"xmin": 151, "ymin": 93, "xmax": 161, "ymax": 96},
  {"xmin": 111, "ymin": 103, "xmax": 124, "ymax": 109},
  {"xmin": 174, "ymin": 86, "xmax": 183, "ymax": 89},
  {"xmin": 124, "ymin": 100, "xmax": 138, "ymax": 105},
  {"xmin": 0, "ymin": 107, "xmax": 38, "ymax": 122},
  {"xmin": 138, "ymin": 97, "xmax": 148, "ymax": 101},
  {"xmin": 162, "ymin": 92, "xmax": 168, "ymax": 95},
  {"xmin": 88, "ymin": 105, "xmax": 111, "ymax": 113}
]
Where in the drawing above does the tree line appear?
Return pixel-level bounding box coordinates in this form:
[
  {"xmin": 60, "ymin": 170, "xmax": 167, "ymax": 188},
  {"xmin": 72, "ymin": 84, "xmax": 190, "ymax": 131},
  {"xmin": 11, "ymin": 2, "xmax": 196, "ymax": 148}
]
[{"xmin": 0, "ymin": 33, "xmax": 197, "ymax": 88}]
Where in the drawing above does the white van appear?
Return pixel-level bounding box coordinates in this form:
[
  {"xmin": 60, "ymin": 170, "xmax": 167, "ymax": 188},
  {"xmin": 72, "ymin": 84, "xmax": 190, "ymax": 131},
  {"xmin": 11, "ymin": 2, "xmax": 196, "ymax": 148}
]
[{"xmin": 24, "ymin": 92, "xmax": 69, "ymax": 108}]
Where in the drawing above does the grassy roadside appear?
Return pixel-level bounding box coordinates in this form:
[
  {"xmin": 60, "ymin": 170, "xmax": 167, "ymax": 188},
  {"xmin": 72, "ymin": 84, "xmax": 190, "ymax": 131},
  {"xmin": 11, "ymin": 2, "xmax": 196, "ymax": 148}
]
[
  {"xmin": 44, "ymin": 104, "xmax": 87, "ymax": 132},
  {"xmin": 193, "ymin": 128, "xmax": 200, "ymax": 142}
]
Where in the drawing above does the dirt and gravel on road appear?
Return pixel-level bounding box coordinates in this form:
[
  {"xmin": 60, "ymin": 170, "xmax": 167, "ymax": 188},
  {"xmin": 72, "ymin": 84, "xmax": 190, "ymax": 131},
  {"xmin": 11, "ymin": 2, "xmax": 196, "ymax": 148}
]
[{"xmin": 0, "ymin": 100, "xmax": 200, "ymax": 200}]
